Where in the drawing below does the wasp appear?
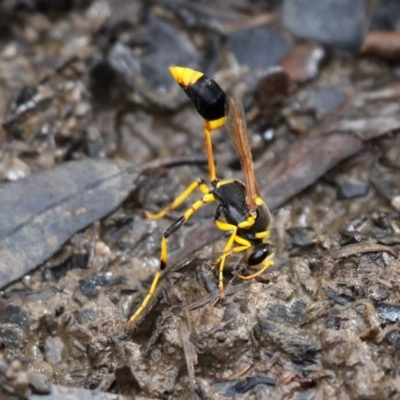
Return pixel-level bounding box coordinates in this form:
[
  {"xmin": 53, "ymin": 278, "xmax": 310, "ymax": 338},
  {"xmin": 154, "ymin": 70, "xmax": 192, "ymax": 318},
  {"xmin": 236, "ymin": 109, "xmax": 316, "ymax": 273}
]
[{"xmin": 128, "ymin": 67, "xmax": 274, "ymax": 324}]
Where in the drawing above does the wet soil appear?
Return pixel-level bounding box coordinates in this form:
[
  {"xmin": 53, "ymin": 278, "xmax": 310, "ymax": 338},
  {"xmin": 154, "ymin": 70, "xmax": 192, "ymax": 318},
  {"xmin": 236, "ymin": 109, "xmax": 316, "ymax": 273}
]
[{"xmin": 1, "ymin": 1, "xmax": 400, "ymax": 399}]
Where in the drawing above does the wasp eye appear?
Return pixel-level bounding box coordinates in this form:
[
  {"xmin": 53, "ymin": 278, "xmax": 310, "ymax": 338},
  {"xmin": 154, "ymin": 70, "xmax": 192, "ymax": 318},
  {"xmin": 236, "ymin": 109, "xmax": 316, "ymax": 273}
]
[{"xmin": 248, "ymin": 244, "xmax": 273, "ymax": 266}]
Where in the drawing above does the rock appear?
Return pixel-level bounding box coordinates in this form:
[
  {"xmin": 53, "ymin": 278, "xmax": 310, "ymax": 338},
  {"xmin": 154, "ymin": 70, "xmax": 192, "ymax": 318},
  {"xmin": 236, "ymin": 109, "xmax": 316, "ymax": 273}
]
[{"xmin": 282, "ymin": 0, "xmax": 367, "ymax": 53}]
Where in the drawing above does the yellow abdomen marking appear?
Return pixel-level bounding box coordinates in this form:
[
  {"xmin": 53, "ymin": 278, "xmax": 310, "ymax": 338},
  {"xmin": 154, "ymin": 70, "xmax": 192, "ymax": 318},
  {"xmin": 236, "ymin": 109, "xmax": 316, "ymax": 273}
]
[{"xmin": 169, "ymin": 66, "xmax": 204, "ymax": 87}]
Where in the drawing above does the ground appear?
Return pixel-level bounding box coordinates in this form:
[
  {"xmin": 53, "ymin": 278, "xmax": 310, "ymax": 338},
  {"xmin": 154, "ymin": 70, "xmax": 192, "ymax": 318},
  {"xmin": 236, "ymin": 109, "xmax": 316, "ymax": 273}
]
[{"xmin": 0, "ymin": 1, "xmax": 400, "ymax": 399}]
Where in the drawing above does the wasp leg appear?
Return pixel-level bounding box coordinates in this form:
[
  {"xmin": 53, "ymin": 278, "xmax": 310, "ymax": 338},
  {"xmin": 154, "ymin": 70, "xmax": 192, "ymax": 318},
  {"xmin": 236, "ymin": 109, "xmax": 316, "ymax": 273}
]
[
  {"xmin": 213, "ymin": 235, "xmax": 251, "ymax": 284},
  {"xmin": 214, "ymin": 218, "xmax": 254, "ymax": 297},
  {"xmin": 214, "ymin": 216, "xmax": 259, "ymax": 297},
  {"xmin": 222, "ymin": 237, "xmax": 252, "ymax": 259},
  {"xmin": 215, "ymin": 222, "xmax": 238, "ymax": 299},
  {"xmin": 216, "ymin": 236, "xmax": 275, "ymax": 282},
  {"xmin": 145, "ymin": 178, "xmax": 210, "ymax": 220},
  {"xmin": 128, "ymin": 192, "xmax": 216, "ymax": 324}
]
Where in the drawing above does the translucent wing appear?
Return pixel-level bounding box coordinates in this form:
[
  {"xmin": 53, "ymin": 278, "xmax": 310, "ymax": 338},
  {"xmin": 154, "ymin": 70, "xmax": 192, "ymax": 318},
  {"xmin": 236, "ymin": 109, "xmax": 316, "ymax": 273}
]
[{"xmin": 226, "ymin": 96, "xmax": 260, "ymax": 212}]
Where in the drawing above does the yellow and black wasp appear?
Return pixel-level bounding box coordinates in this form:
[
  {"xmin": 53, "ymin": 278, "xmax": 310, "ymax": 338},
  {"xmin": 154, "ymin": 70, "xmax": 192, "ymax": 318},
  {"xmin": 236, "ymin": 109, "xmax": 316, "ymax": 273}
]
[{"xmin": 128, "ymin": 67, "xmax": 274, "ymax": 324}]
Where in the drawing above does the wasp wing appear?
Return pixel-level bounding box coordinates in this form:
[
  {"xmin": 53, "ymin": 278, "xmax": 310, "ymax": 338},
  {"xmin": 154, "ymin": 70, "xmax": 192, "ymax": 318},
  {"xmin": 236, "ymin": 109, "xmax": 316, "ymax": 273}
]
[{"xmin": 225, "ymin": 96, "xmax": 260, "ymax": 212}]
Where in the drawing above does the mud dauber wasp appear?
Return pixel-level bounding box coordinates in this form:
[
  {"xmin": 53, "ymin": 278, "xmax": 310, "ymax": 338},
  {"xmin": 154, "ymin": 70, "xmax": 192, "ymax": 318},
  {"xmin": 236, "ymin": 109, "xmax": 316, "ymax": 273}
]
[{"xmin": 128, "ymin": 67, "xmax": 274, "ymax": 324}]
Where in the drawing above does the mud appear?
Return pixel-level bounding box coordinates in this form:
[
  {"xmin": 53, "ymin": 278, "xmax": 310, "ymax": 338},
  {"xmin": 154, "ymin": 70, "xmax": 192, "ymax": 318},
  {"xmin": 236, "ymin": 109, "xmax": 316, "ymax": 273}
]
[{"xmin": 0, "ymin": 1, "xmax": 400, "ymax": 399}]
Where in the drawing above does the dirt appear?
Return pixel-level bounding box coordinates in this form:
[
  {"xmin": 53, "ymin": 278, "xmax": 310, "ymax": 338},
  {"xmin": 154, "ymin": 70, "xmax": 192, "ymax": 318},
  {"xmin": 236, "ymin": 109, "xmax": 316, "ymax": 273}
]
[{"xmin": 0, "ymin": 1, "xmax": 400, "ymax": 399}]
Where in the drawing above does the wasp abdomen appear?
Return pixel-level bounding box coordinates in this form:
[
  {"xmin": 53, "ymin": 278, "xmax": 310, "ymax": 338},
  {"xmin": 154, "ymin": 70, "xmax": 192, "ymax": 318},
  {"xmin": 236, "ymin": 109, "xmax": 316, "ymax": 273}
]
[
  {"xmin": 248, "ymin": 243, "xmax": 274, "ymax": 266},
  {"xmin": 186, "ymin": 75, "xmax": 226, "ymax": 122}
]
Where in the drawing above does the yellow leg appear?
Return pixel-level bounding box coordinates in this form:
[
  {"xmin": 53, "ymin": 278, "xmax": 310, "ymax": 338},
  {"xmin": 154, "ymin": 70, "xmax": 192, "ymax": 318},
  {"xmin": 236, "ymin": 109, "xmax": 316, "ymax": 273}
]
[
  {"xmin": 214, "ymin": 216, "xmax": 258, "ymax": 297},
  {"xmin": 127, "ymin": 270, "xmax": 162, "ymax": 324},
  {"xmin": 220, "ymin": 235, "xmax": 252, "ymax": 259},
  {"xmin": 215, "ymin": 242, "xmax": 274, "ymax": 282},
  {"xmin": 213, "ymin": 222, "xmax": 275, "ymax": 291},
  {"xmin": 145, "ymin": 178, "xmax": 209, "ymax": 220},
  {"xmin": 214, "ymin": 220, "xmax": 239, "ymax": 297},
  {"xmin": 128, "ymin": 192, "xmax": 216, "ymax": 324}
]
